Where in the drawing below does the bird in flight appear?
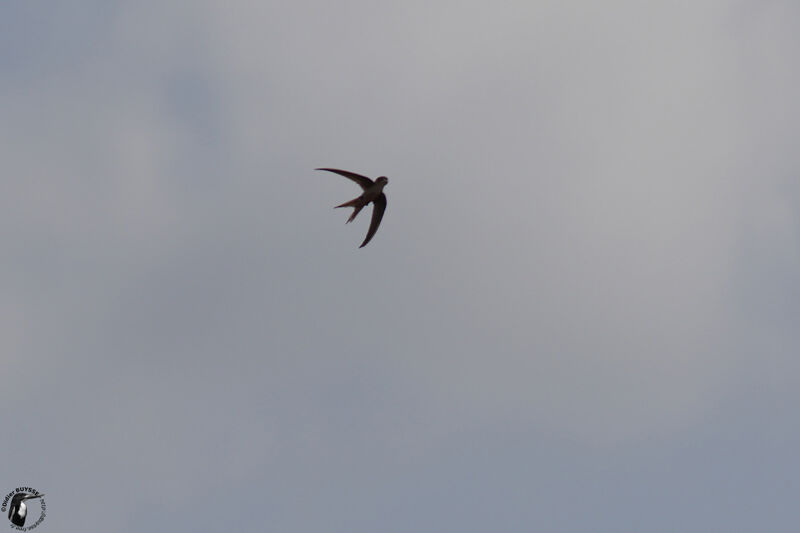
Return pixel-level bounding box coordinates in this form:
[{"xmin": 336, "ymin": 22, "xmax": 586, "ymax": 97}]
[{"xmin": 317, "ymin": 168, "xmax": 388, "ymax": 248}]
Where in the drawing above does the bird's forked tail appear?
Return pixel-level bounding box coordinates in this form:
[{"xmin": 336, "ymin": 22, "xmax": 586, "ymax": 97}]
[{"xmin": 335, "ymin": 197, "xmax": 364, "ymax": 223}]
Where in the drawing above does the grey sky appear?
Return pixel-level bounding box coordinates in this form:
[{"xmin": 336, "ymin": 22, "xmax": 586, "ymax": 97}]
[{"xmin": 2, "ymin": 1, "xmax": 799, "ymax": 531}]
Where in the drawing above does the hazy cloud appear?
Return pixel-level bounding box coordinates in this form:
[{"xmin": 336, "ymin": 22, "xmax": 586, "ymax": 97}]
[{"xmin": 2, "ymin": 1, "xmax": 798, "ymax": 531}]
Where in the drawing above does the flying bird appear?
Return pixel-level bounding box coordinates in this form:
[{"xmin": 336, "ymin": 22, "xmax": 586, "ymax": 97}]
[
  {"xmin": 8, "ymin": 492, "xmax": 44, "ymax": 527},
  {"xmin": 317, "ymin": 168, "xmax": 388, "ymax": 248}
]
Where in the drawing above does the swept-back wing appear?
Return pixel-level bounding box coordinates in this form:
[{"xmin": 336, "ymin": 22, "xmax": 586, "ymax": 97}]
[
  {"xmin": 360, "ymin": 193, "xmax": 386, "ymax": 248},
  {"xmin": 316, "ymin": 168, "xmax": 375, "ymax": 190}
]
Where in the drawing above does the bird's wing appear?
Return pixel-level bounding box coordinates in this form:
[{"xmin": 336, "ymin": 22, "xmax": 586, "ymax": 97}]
[
  {"xmin": 316, "ymin": 168, "xmax": 374, "ymax": 190},
  {"xmin": 360, "ymin": 193, "xmax": 386, "ymax": 248}
]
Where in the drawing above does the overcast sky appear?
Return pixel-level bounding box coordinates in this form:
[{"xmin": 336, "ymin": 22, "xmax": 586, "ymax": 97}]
[{"xmin": 2, "ymin": 1, "xmax": 799, "ymax": 531}]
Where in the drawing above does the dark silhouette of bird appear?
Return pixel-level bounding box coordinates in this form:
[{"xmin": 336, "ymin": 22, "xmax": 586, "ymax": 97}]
[
  {"xmin": 317, "ymin": 168, "xmax": 388, "ymax": 248},
  {"xmin": 8, "ymin": 492, "xmax": 43, "ymax": 527}
]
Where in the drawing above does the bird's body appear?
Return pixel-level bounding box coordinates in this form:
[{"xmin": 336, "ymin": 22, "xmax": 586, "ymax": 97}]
[
  {"xmin": 358, "ymin": 179, "xmax": 388, "ymax": 205},
  {"xmin": 317, "ymin": 168, "xmax": 388, "ymax": 248},
  {"xmin": 8, "ymin": 493, "xmax": 43, "ymax": 527}
]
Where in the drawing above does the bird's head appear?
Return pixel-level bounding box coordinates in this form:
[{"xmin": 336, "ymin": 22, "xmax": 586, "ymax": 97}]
[
  {"xmin": 376, "ymin": 176, "xmax": 388, "ymax": 186},
  {"xmin": 11, "ymin": 493, "xmax": 43, "ymax": 506}
]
